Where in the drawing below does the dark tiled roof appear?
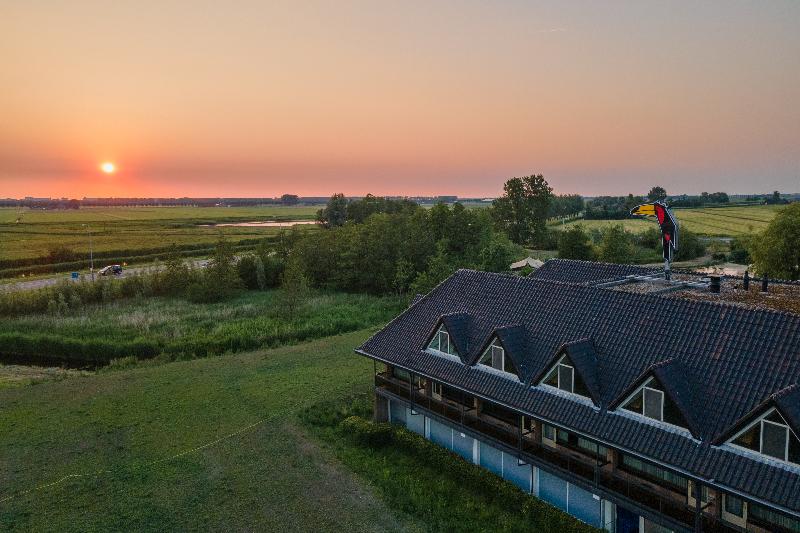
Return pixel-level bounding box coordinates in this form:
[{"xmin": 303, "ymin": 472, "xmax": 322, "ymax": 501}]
[
  {"xmin": 491, "ymin": 325, "xmax": 532, "ymax": 379},
  {"xmin": 439, "ymin": 312, "xmax": 472, "ymax": 360},
  {"xmin": 358, "ymin": 269, "xmax": 800, "ymax": 512},
  {"xmin": 530, "ymin": 258, "xmax": 660, "ymax": 284}
]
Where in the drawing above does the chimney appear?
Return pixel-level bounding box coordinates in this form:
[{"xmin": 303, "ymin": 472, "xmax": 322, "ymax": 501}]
[
  {"xmin": 743, "ymin": 271, "xmax": 750, "ymax": 290},
  {"xmin": 709, "ymin": 275, "xmax": 721, "ymax": 294},
  {"xmin": 761, "ymin": 275, "xmax": 769, "ymax": 293}
]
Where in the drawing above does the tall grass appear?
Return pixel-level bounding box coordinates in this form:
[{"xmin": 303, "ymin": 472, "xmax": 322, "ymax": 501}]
[{"xmin": 0, "ymin": 291, "xmax": 403, "ymax": 367}]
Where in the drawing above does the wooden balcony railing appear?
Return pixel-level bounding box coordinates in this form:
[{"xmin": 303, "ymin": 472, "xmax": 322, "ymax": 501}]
[{"xmin": 375, "ymin": 371, "xmax": 742, "ymax": 533}]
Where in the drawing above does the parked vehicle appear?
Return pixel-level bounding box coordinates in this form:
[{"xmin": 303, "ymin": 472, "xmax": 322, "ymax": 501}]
[{"xmin": 97, "ymin": 264, "xmax": 123, "ymax": 276}]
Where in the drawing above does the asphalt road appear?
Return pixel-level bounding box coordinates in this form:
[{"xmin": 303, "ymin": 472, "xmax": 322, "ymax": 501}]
[{"xmin": 0, "ymin": 259, "xmax": 210, "ymax": 293}]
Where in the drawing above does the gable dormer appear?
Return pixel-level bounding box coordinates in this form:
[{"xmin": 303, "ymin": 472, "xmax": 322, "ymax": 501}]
[
  {"xmin": 424, "ymin": 313, "xmax": 471, "ymax": 361},
  {"xmin": 611, "ymin": 359, "xmax": 699, "ymax": 437},
  {"xmin": 717, "ymin": 385, "xmax": 800, "ymax": 465},
  {"xmin": 476, "ymin": 335, "xmax": 520, "ymax": 378},
  {"xmin": 532, "ymin": 339, "xmax": 600, "ymax": 404}
]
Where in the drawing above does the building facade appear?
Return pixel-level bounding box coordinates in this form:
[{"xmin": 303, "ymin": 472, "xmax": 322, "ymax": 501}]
[{"xmin": 355, "ymin": 261, "xmax": 800, "ymax": 533}]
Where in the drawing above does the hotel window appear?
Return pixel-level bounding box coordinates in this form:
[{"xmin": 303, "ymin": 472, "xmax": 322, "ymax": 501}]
[
  {"xmin": 620, "ymin": 454, "xmax": 688, "ymax": 492},
  {"xmin": 478, "ymin": 338, "xmax": 519, "ymax": 377},
  {"xmin": 621, "ymin": 378, "xmax": 690, "ymax": 429},
  {"xmin": 541, "ymin": 356, "xmax": 591, "ymax": 398},
  {"xmin": 427, "ymin": 324, "xmax": 459, "ymax": 357},
  {"xmin": 542, "ymin": 423, "xmax": 556, "ymax": 446},
  {"xmin": 749, "ymin": 502, "xmax": 800, "ymax": 532},
  {"xmin": 731, "ymin": 409, "xmax": 800, "ymax": 464},
  {"xmin": 723, "ymin": 494, "xmax": 745, "ymax": 522}
]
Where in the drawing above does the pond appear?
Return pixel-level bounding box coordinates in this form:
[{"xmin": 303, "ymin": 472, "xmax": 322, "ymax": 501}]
[{"xmin": 199, "ymin": 220, "xmax": 318, "ymax": 227}]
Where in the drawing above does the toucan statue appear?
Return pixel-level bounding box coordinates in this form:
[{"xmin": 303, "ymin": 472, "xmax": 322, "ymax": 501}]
[{"xmin": 630, "ymin": 201, "xmax": 679, "ymax": 278}]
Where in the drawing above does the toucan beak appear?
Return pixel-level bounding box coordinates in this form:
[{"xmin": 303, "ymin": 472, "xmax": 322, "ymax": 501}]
[{"xmin": 631, "ymin": 203, "xmax": 656, "ymax": 216}]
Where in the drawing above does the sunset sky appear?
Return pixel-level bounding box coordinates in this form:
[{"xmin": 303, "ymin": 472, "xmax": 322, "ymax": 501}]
[{"xmin": 2, "ymin": 1, "xmax": 798, "ymax": 198}]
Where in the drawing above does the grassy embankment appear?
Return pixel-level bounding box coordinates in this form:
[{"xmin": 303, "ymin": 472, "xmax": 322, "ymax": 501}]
[
  {"xmin": 0, "ymin": 290, "xmax": 403, "ymax": 367},
  {"xmin": 0, "ymin": 206, "xmax": 319, "ymax": 277},
  {"xmin": 555, "ymin": 204, "xmax": 779, "ymax": 236},
  {"xmin": 0, "ymin": 330, "xmax": 598, "ymax": 532}
]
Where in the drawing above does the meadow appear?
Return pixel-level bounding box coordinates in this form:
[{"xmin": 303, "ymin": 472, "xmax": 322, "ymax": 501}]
[
  {"xmin": 0, "ymin": 330, "xmax": 597, "ymax": 532},
  {"xmin": 0, "ymin": 290, "xmax": 404, "ymax": 367},
  {"xmin": 555, "ymin": 204, "xmax": 780, "ymax": 236},
  {"xmin": 0, "ymin": 205, "xmax": 319, "ymax": 264}
]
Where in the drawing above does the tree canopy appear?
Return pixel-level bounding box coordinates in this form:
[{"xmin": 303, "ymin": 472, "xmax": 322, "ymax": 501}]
[
  {"xmin": 750, "ymin": 203, "xmax": 800, "ymax": 280},
  {"xmin": 490, "ymin": 174, "xmax": 553, "ymax": 247}
]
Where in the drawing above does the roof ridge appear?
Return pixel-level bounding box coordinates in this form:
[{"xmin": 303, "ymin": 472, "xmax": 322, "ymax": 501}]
[{"xmin": 463, "ymin": 268, "xmax": 800, "ymax": 321}]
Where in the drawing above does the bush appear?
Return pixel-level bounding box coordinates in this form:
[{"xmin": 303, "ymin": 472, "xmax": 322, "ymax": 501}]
[
  {"xmin": 598, "ymin": 225, "xmax": 634, "ymax": 263},
  {"xmin": 339, "ymin": 416, "xmax": 393, "ymax": 447},
  {"xmin": 558, "ymin": 225, "xmax": 595, "ymax": 260}
]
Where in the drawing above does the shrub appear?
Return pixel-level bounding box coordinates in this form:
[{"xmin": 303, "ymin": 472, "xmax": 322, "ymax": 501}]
[
  {"xmin": 558, "ymin": 225, "xmax": 595, "ymax": 260},
  {"xmin": 339, "ymin": 416, "xmax": 393, "ymax": 447}
]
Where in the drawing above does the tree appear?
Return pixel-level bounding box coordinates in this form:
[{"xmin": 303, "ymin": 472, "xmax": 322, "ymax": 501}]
[
  {"xmin": 280, "ymin": 194, "xmax": 299, "ymax": 205},
  {"xmin": 277, "ymin": 254, "xmax": 310, "ymax": 317},
  {"xmin": 647, "ymin": 186, "xmax": 667, "ymax": 202},
  {"xmin": 598, "ymin": 224, "xmax": 634, "ymax": 263},
  {"xmin": 750, "ymin": 203, "xmax": 800, "ymax": 280},
  {"xmin": 162, "ymin": 244, "xmax": 191, "ymax": 294},
  {"xmin": 478, "ymin": 233, "xmax": 517, "ymax": 272},
  {"xmin": 316, "ymin": 193, "xmax": 349, "ymax": 228},
  {"xmin": 490, "ymin": 174, "xmax": 553, "ymax": 247},
  {"xmin": 674, "ymin": 228, "xmax": 706, "ymax": 261},
  {"xmin": 558, "ymin": 225, "xmax": 595, "ymax": 260}
]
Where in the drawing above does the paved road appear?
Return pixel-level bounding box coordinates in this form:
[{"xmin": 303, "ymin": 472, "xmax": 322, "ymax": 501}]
[{"xmin": 0, "ymin": 259, "xmax": 210, "ymax": 293}]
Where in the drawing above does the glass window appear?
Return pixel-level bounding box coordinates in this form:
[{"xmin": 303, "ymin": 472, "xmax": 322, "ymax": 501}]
[
  {"xmin": 621, "ymin": 454, "xmax": 688, "ymax": 491},
  {"xmin": 644, "ymin": 387, "xmax": 664, "ymax": 421},
  {"xmin": 432, "ymin": 382, "xmax": 442, "ymax": 396},
  {"xmin": 761, "ymin": 420, "xmax": 788, "ymax": 460},
  {"xmin": 427, "ymin": 325, "xmax": 458, "ymax": 356},
  {"xmin": 543, "ymin": 366, "xmax": 558, "ymax": 387},
  {"xmin": 623, "ymin": 390, "xmax": 644, "ymax": 414},
  {"xmin": 724, "ymin": 494, "xmax": 744, "ymax": 518},
  {"xmin": 558, "ymin": 364, "xmax": 574, "ymax": 393},
  {"xmin": 733, "ymin": 424, "xmax": 761, "ymax": 452},
  {"xmin": 392, "ymin": 367, "xmax": 410, "ymax": 382},
  {"xmin": 750, "ymin": 503, "xmax": 800, "ymax": 532},
  {"xmin": 543, "ymin": 423, "xmax": 555, "ymax": 441}
]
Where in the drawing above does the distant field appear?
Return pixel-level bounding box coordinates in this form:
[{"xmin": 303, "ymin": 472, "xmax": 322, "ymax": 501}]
[
  {"xmin": 0, "ymin": 206, "xmax": 319, "ymax": 262},
  {"xmin": 556, "ymin": 204, "xmax": 781, "ymax": 237}
]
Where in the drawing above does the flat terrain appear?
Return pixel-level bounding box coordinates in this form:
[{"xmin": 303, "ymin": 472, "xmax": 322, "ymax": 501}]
[
  {"xmin": 556, "ymin": 204, "xmax": 780, "ymax": 236},
  {"xmin": 0, "ymin": 206, "xmax": 319, "ymax": 262},
  {"xmin": 0, "ymin": 330, "xmax": 414, "ymax": 532}
]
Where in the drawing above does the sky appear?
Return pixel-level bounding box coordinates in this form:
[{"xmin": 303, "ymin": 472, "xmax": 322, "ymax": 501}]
[{"xmin": 1, "ymin": 0, "xmax": 798, "ymax": 199}]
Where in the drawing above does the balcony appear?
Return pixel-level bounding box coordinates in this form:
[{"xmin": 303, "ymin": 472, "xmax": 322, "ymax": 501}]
[{"xmin": 375, "ymin": 371, "xmax": 740, "ymax": 533}]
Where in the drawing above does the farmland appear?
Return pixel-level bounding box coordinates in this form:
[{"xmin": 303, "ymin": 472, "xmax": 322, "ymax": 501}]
[
  {"xmin": 0, "ymin": 205, "xmax": 319, "ymax": 264},
  {"xmin": 555, "ymin": 204, "xmax": 781, "ymax": 236},
  {"xmin": 0, "ymin": 329, "xmax": 596, "ymax": 532}
]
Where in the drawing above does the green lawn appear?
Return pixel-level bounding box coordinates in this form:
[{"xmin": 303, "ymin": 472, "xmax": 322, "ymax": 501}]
[{"xmin": 0, "ymin": 330, "xmax": 412, "ymax": 532}]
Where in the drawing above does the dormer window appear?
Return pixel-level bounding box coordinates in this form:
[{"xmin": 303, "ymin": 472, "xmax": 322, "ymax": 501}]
[
  {"xmin": 621, "ymin": 377, "xmax": 689, "ymax": 429},
  {"xmin": 730, "ymin": 409, "xmax": 800, "ymax": 464},
  {"xmin": 478, "ymin": 338, "xmax": 518, "ymax": 377},
  {"xmin": 541, "ymin": 355, "xmax": 590, "ymax": 398},
  {"xmin": 427, "ymin": 324, "xmax": 459, "ymax": 357}
]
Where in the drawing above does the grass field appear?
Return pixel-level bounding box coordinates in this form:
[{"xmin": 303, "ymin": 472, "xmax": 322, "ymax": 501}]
[
  {"xmin": 555, "ymin": 204, "xmax": 781, "ymax": 236},
  {"xmin": 0, "ymin": 290, "xmax": 404, "ymax": 366},
  {"xmin": 0, "ymin": 206, "xmax": 319, "ymax": 262},
  {"xmin": 0, "ymin": 330, "xmax": 596, "ymax": 532}
]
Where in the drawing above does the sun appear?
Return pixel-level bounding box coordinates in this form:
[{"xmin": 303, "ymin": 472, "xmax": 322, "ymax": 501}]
[{"xmin": 100, "ymin": 161, "xmax": 116, "ymax": 174}]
